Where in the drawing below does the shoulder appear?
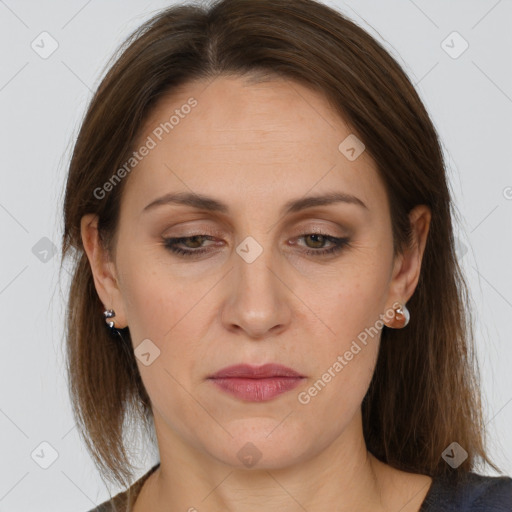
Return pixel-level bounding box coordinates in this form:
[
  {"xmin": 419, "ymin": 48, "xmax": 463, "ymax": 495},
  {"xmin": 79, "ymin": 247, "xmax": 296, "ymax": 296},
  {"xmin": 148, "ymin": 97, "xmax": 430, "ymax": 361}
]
[
  {"xmin": 421, "ymin": 471, "xmax": 512, "ymax": 511},
  {"xmin": 85, "ymin": 463, "xmax": 160, "ymax": 512},
  {"xmin": 460, "ymin": 472, "xmax": 512, "ymax": 511}
]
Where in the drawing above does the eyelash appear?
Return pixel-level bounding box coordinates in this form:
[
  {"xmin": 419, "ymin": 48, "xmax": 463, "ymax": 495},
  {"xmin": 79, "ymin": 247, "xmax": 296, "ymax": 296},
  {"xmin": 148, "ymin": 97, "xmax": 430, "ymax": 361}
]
[{"xmin": 162, "ymin": 232, "xmax": 350, "ymax": 258}]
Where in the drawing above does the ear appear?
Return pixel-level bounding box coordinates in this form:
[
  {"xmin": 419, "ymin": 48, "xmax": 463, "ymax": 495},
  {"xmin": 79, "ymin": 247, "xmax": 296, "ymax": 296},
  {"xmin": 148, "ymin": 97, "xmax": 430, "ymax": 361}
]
[
  {"xmin": 80, "ymin": 213, "xmax": 128, "ymax": 328},
  {"xmin": 385, "ymin": 205, "xmax": 431, "ymax": 319}
]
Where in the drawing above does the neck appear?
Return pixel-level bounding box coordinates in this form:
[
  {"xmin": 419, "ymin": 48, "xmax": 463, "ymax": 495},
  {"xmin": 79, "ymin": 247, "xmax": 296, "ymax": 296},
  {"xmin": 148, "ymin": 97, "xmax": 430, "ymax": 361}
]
[{"xmin": 133, "ymin": 410, "xmax": 422, "ymax": 512}]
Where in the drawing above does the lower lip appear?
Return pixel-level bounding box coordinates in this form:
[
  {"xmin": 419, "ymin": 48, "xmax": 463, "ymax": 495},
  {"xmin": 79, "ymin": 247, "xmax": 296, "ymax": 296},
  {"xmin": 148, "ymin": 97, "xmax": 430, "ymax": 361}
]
[{"xmin": 208, "ymin": 377, "xmax": 304, "ymax": 402}]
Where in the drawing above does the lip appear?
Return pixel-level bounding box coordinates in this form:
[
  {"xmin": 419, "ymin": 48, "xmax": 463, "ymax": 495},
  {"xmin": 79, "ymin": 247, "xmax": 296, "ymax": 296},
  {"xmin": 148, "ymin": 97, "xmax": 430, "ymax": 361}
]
[
  {"xmin": 207, "ymin": 364, "xmax": 305, "ymax": 402},
  {"xmin": 208, "ymin": 363, "xmax": 304, "ymax": 379}
]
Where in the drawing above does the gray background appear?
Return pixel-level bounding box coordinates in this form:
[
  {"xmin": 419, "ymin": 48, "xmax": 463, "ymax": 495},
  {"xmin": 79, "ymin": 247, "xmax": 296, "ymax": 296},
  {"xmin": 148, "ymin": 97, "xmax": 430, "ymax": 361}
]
[{"xmin": 0, "ymin": 0, "xmax": 511, "ymax": 510}]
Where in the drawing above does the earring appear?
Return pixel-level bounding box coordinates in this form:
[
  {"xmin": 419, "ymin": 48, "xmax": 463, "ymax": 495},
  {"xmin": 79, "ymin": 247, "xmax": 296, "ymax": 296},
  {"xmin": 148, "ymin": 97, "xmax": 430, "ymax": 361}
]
[
  {"xmin": 104, "ymin": 309, "xmax": 115, "ymax": 328},
  {"xmin": 394, "ymin": 302, "xmax": 410, "ymax": 328},
  {"xmin": 103, "ymin": 309, "xmax": 122, "ymax": 338}
]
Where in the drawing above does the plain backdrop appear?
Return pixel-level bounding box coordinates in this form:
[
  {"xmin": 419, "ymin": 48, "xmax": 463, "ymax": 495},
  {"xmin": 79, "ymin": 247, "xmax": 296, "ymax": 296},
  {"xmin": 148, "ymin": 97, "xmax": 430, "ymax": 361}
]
[{"xmin": 0, "ymin": 1, "xmax": 511, "ymax": 510}]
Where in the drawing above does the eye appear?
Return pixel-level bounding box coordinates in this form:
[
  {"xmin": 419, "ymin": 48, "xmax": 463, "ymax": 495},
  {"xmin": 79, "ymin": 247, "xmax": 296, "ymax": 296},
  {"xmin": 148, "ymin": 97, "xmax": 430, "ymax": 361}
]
[
  {"xmin": 293, "ymin": 232, "xmax": 350, "ymax": 257},
  {"xmin": 162, "ymin": 232, "xmax": 350, "ymax": 258},
  {"xmin": 163, "ymin": 235, "xmax": 218, "ymax": 257}
]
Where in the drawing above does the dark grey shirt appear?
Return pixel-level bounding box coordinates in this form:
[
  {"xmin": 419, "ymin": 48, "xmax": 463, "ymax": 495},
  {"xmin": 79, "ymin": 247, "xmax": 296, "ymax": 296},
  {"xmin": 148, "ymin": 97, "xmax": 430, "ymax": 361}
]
[
  {"xmin": 88, "ymin": 464, "xmax": 512, "ymax": 511},
  {"xmin": 419, "ymin": 470, "xmax": 512, "ymax": 511}
]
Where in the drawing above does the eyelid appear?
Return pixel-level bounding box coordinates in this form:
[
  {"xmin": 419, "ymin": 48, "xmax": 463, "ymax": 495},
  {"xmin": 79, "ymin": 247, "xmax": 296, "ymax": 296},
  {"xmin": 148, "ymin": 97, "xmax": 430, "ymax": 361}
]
[
  {"xmin": 162, "ymin": 229, "xmax": 346, "ymax": 245},
  {"xmin": 161, "ymin": 225, "xmax": 224, "ymax": 239},
  {"xmin": 162, "ymin": 217, "xmax": 350, "ymax": 236}
]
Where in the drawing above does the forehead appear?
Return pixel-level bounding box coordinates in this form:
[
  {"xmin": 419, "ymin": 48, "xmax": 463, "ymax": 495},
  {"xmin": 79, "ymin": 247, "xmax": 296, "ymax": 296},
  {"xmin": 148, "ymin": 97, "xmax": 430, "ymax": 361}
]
[{"xmin": 121, "ymin": 75, "xmax": 387, "ymax": 219}]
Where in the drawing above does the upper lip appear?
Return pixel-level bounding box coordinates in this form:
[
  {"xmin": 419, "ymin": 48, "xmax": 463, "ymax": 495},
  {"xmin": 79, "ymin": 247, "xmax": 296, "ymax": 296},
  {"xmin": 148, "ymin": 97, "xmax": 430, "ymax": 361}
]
[{"xmin": 208, "ymin": 363, "xmax": 304, "ymax": 379}]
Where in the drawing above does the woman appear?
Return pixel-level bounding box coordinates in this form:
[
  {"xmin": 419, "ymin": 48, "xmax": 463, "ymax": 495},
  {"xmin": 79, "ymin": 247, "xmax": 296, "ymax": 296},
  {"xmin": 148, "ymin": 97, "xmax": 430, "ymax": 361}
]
[{"xmin": 61, "ymin": 0, "xmax": 512, "ymax": 510}]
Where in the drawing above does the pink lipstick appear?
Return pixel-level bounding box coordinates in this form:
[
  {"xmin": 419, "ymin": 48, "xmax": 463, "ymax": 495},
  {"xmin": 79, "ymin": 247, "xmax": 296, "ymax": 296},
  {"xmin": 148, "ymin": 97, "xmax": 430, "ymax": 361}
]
[{"xmin": 207, "ymin": 363, "xmax": 305, "ymax": 402}]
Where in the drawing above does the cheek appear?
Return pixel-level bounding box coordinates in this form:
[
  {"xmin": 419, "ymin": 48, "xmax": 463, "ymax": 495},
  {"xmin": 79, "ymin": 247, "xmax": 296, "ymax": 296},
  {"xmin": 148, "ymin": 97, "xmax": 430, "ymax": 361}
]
[
  {"xmin": 118, "ymin": 251, "xmax": 215, "ymax": 382},
  {"xmin": 316, "ymin": 258, "xmax": 391, "ymax": 338},
  {"xmin": 317, "ymin": 282, "xmax": 383, "ymax": 390},
  {"xmin": 121, "ymin": 269, "xmax": 197, "ymax": 342},
  {"xmin": 120, "ymin": 267, "xmax": 204, "ymax": 413},
  {"xmin": 296, "ymin": 277, "xmax": 384, "ymax": 430},
  {"xmin": 116, "ymin": 259, "xmax": 217, "ymax": 441},
  {"xmin": 300, "ymin": 250, "xmax": 391, "ymax": 394}
]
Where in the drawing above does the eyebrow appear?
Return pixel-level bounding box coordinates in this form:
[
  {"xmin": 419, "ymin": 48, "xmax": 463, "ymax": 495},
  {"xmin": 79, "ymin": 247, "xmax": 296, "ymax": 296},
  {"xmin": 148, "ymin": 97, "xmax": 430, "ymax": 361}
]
[{"xmin": 142, "ymin": 191, "xmax": 368, "ymax": 216}]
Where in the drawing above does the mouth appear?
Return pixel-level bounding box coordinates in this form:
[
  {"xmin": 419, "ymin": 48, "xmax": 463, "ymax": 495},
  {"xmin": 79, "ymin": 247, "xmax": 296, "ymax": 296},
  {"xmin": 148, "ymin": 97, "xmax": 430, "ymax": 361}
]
[{"xmin": 207, "ymin": 364, "xmax": 305, "ymax": 402}]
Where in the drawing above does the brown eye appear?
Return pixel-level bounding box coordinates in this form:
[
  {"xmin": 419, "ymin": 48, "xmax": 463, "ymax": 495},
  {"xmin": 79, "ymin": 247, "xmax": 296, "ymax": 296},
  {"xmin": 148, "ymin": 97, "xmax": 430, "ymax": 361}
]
[
  {"xmin": 163, "ymin": 234, "xmax": 219, "ymax": 257},
  {"xmin": 294, "ymin": 233, "xmax": 351, "ymax": 257},
  {"xmin": 182, "ymin": 235, "xmax": 209, "ymax": 248},
  {"xmin": 304, "ymin": 233, "xmax": 329, "ymax": 249}
]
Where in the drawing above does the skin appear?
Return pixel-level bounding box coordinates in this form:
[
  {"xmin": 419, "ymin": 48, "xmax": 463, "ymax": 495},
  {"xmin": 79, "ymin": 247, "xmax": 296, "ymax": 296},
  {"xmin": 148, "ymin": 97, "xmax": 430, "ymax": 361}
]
[{"xmin": 81, "ymin": 75, "xmax": 432, "ymax": 511}]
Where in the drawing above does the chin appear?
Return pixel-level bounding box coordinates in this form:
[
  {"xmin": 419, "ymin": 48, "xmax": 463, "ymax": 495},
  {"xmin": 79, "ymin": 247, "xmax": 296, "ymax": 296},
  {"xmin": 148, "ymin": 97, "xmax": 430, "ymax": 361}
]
[{"xmin": 203, "ymin": 424, "xmax": 313, "ymax": 471}]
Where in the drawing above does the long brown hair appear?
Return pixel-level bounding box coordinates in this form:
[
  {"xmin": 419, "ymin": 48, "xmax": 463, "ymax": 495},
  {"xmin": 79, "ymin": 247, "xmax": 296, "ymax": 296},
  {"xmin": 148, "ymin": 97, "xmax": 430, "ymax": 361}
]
[{"xmin": 61, "ymin": 0, "xmax": 501, "ymax": 489}]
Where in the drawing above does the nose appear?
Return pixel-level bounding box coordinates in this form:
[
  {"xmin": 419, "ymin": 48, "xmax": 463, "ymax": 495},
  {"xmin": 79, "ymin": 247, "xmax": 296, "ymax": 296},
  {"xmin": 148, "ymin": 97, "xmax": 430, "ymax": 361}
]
[{"xmin": 220, "ymin": 239, "xmax": 292, "ymax": 340}]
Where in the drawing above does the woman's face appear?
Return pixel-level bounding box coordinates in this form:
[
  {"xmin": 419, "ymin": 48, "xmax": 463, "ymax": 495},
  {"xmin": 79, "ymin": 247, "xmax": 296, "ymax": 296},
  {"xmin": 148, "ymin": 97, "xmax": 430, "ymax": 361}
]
[{"xmin": 83, "ymin": 75, "xmax": 429, "ymax": 469}]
